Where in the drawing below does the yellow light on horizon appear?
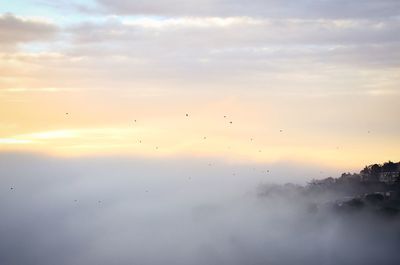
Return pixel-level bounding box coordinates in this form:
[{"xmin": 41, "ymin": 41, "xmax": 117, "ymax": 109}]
[
  {"xmin": 0, "ymin": 125, "xmax": 397, "ymax": 170},
  {"xmin": 0, "ymin": 138, "xmax": 33, "ymax": 144}
]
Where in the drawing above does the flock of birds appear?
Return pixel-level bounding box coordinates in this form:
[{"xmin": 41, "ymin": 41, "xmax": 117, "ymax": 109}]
[
  {"xmin": 64, "ymin": 111, "xmax": 285, "ymax": 151},
  {"xmin": 8, "ymin": 112, "xmax": 278, "ymax": 202}
]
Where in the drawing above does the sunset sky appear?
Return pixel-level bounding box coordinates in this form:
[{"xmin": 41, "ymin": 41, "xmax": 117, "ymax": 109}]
[{"xmin": 1, "ymin": 0, "xmax": 399, "ymax": 169}]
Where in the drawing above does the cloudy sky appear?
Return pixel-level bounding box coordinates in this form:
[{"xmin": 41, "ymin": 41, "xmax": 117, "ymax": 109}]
[{"xmin": 1, "ymin": 0, "xmax": 400, "ymax": 168}]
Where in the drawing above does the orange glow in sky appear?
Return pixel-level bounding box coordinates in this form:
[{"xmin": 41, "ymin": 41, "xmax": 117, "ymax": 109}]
[{"xmin": 1, "ymin": 9, "xmax": 399, "ymax": 169}]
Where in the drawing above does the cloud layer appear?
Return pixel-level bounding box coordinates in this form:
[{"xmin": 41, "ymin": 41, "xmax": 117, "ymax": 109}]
[{"xmin": 97, "ymin": 0, "xmax": 400, "ymax": 19}]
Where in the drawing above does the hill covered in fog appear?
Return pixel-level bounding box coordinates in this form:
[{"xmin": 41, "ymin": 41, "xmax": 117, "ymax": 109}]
[{"xmin": 258, "ymin": 161, "xmax": 400, "ymax": 218}]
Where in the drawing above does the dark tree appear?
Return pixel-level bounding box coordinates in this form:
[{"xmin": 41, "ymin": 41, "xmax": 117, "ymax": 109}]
[{"xmin": 381, "ymin": 161, "xmax": 399, "ymax": 172}]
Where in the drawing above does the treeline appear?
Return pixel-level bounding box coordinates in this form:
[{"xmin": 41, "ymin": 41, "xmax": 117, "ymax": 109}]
[
  {"xmin": 360, "ymin": 161, "xmax": 400, "ymax": 177},
  {"xmin": 307, "ymin": 161, "xmax": 400, "ymax": 196}
]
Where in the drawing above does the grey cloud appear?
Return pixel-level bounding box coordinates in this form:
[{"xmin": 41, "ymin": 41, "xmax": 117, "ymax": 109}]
[
  {"xmin": 63, "ymin": 17, "xmax": 400, "ymax": 80},
  {"xmin": 96, "ymin": 0, "xmax": 400, "ymax": 19},
  {"xmin": 0, "ymin": 13, "xmax": 58, "ymax": 47}
]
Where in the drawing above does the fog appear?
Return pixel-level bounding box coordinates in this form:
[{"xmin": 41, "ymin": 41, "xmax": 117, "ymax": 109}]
[{"xmin": 1, "ymin": 153, "xmax": 399, "ymax": 265}]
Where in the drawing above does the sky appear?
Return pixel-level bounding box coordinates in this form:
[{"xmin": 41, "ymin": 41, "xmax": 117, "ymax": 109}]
[{"xmin": 1, "ymin": 0, "xmax": 400, "ymax": 169}]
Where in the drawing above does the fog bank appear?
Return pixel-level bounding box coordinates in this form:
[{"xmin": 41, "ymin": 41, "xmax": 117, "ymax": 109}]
[{"xmin": 0, "ymin": 153, "xmax": 399, "ymax": 265}]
